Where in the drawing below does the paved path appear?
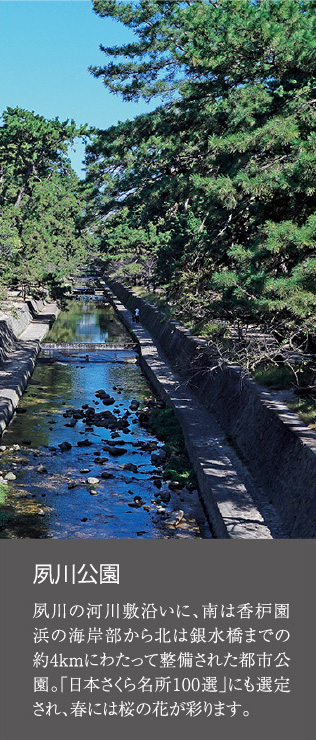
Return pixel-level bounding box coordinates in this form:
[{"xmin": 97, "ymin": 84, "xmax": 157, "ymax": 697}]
[
  {"xmin": 18, "ymin": 302, "xmax": 58, "ymax": 342},
  {"xmin": 106, "ymin": 287, "xmax": 287, "ymax": 539}
]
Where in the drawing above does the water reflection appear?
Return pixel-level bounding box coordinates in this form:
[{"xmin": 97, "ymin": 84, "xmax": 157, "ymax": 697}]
[{"xmin": 47, "ymin": 299, "xmax": 127, "ymax": 344}]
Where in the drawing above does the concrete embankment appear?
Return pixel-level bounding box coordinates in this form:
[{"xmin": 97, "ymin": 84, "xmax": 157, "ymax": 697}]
[
  {"xmin": 105, "ymin": 279, "xmax": 316, "ymax": 539},
  {"xmin": 105, "ymin": 284, "xmax": 278, "ymax": 539},
  {"xmin": 0, "ymin": 299, "xmax": 59, "ymax": 435}
]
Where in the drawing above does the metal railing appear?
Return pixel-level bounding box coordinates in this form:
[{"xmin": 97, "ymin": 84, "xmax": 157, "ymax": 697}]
[{"xmin": 41, "ymin": 341, "xmax": 136, "ymax": 351}]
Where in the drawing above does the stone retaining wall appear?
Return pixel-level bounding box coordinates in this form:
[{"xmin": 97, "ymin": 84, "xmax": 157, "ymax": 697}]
[
  {"xmin": 107, "ymin": 279, "xmax": 316, "ymax": 538},
  {"xmin": 0, "ymin": 299, "xmax": 58, "ymax": 436},
  {"xmin": 0, "ymin": 298, "xmax": 47, "ymax": 347}
]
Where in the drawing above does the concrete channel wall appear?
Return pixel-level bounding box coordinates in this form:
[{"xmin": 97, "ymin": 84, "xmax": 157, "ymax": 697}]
[
  {"xmin": 0, "ymin": 299, "xmax": 59, "ymax": 436},
  {"xmin": 106, "ymin": 278, "xmax": 316, "ymax": 538},
  {"xmin": 0, "ymin": 300, "xmax": 42, "ymax": 363}
]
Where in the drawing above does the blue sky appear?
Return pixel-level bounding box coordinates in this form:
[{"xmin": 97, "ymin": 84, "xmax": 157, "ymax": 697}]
[{"xmin": 1, "ymin": 0, "xmax": 155, "ymax": 176}]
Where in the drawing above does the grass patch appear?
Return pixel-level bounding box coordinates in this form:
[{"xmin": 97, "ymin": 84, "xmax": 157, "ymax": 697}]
[
  {"xmin": 148, "ymin": 407, "xmax": 185, "ymax": 451},
  {"xmin": 188, "ymin": 320, "xmax": 227, "ymax": 338},
  {"xmin": 147, "ymin": 406, "xmax": 197, "ymax": 487},
  {"xmin": 0, "ymin": 481, "xmax": 7, "ymax": 505},
  {"xmin": 254, "ymin": 363, "xmax": 316, "ymax": 429},
  {"xmin": 254, "ymin": 365, "xmax": 296, "ymax": 390},
  {"xmin": 133, "ymin": 287, "xmax": 174, "ymax": 318},
  {"xmin": 287, "ymin": 396, "xmax": 316, "ymax": 430},
  {"xmin": 163, "ymin": 455, "xmax": 196, "ymax": 486}
]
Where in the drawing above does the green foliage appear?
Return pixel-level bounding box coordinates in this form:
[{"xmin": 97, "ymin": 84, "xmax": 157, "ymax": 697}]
[
  {"xmin": 254, "ymin": 364, "xmax": 297, "ymax": 389},
  {"xmin": 148, "ymin": 407, "xmax": 186, "ymax": 452},
  {"xmin": 0, "ymin": 107, "xmax": 91, "ymax": 298},
  {"xmin": 287, "ymin": 395, "xmax": 316, "ymax": 430},
  {"xmin": 147, "ymin": 405, "xmax": 197, "ymax": 486},
  {"xmin": 87, "ymin": 0, "xmax": 316, "ymax": 336}
]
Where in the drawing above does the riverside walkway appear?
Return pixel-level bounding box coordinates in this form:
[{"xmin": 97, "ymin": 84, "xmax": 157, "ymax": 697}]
[{"xmin": 105, "ymin": 287, "xmax": 287, "ymax": 540}]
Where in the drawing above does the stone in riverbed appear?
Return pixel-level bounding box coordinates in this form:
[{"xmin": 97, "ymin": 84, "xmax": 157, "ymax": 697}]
[
  {"xmin": 130, "ymin": 399, "xmax": 140, "ymax": 411},
  {"xmin": 4, "ymin": 472, "xmax": 16, "ymax": 481},
  {"xmin": 101, "ymin": 471, "xmax": 114, "ymax": 479},
  {"xmin": 128, "ymin": 495, "xmax": 145, "ymax": 508},
  {"xmin": 122, "ymin": 463, "xmax": 138, "ymax": 473},
  {"xmin": 58, "ymin": 441, "xmax": 72, "ymax": 451},
  {"xmin": 152, "ymin": 477, "xmax": 162, "ymax": 489},
  {"xmin": 37, "ymin": 464, "xmax": 48, "ymax": 474},
  {"xmin": 95, "ymin": 389, "xmax": 109, "ymax": 399},
  {"xmin": 151, "ymin": 449, "xmax": 167, "ymax": 466},
  {"xmin": 68, "ymin": 481, "xmax": 77, "ymax": 489},
  {"xmin": 77, "ymin": 439, "xmax": 92, "ymax": 447},
  {"xmin": 103, "ymin": 446, "xmax": 127, "ymax": 457},
  {"xmin": 90, "ymin": 489, "xmax": 98, "ymax": 496},
  {"xmin": 160, "ymin": 490, "xmax": 171, "ymax": 504},
  {"xmin": 80, "ymin": 468, "xmax": 91, "ymax": 474},
  {"xmin": 156, "ymin": 506, "xmax": 166, "ymax": 515},
  {"xmin": 168, "ymin": 480, "xmax": 183, "ymax": 490},
  {"xmin": 16, "ymin": 457, "xmax": 28, "ymax": 466},
  {"xmin": 165, "ymin": 510, "xmax": 184, "ymax": 527},
  {"xmin": 87, "ymin": 477, "xmax": 99, "ymax": 485}
]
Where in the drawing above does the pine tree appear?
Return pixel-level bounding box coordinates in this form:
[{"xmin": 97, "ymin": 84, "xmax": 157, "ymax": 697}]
[{"xmin": 87, "ymin": 0, "xmax": 316, "ymax": 333}]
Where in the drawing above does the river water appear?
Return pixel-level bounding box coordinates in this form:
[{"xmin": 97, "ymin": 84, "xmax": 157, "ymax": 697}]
[{"xmin": 0, "ymin": 298, "xmax": 209, "ymax": 539}]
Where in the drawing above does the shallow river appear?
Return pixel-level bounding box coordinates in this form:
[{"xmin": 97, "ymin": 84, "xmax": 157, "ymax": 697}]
[{"xmin": 0, "ymin": 298, "xmax": 209, "ymax": 539}]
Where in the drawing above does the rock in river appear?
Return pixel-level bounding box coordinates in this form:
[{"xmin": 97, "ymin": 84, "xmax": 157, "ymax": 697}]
[
  {"xmin": 165, "ymin": 510, "xmax": 184, "ymax": 527},
  {"xmin": 58, "ymin": 441, "xmax": 72, "ymax": 451},
  {"xmin": 151, "ymin": 449, "xmax": 167, "ymax": 466},
  {"xmin": 37, "ymin": 464, "xmax": 48, "ymax": 474},
  {"xmin": 122, "ymin": 463, "xmax": 138, "ymax": 473},
  {"xmin": 103, "ymin": 446, "xmax": 127, "ymax": 457},
  {"xmin": 102, "ymin": 397, "xmax": 115, "ymax": 406},
  {"xmin": 128, "ymin": 495, "xmax": 145, "ymax": 508},
  {"xmin": 5, "ymin": 472, "xmax": 16, "ymax": 481}
]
